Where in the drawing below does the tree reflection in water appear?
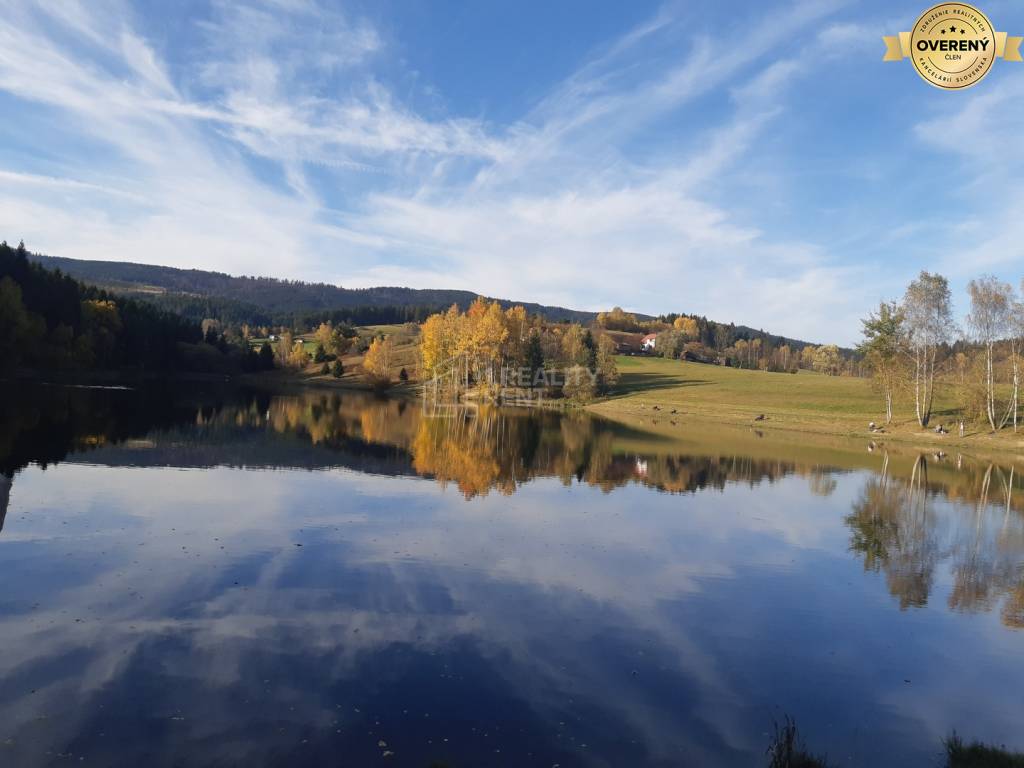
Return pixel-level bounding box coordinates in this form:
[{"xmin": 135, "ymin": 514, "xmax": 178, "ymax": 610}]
[
  {"xmin": 3, "ymin": 384, "xmax": 1024, "ymax": 629},
  {"xmin": 847, "ymin": 452, "xmax": 1024, "ymax": 628}
]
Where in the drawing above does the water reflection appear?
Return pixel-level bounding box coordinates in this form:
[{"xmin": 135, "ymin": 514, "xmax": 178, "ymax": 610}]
[
  {"xmin": 6, "ymin": 385, "xmax": 1023, "ymax": 499},
  {"xmin": 847, "ymin": 456, "xmax": 940, "ymax": 610},
  {"xmin": 1, "ymin": 383, "xmax": 1023, "ymax": 766},
  {"xmin": 1, "ymin": 386, "xmax": 833, "ymax": 495},
  {"xmin": 846, "ymin": 454, "xmax": 1024, "ymax": 628},
  {"xmin": 3, "ymin": 385, "xmax": 1024, "ymax": 625},
  {"xmin": 0, "ymin": 473, "xmax": 10, "ymax": 533}
]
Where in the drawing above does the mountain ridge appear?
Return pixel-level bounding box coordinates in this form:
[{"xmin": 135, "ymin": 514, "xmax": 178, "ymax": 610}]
[
  {"xmin": 30, "ymin": 254, "xmax": 605, "ymax": 324},
  {"xmin": 27, "ymin": 253, "xmax": 820, "ymax": 349}
]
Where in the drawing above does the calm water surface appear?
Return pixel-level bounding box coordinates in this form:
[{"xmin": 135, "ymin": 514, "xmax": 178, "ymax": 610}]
[{"xmin": 1, "ymin": 383, "xmax": 1022, "ymax": 767}]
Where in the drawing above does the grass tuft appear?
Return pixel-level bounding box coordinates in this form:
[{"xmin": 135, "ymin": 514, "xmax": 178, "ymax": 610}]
[
  {"xmin": 766, "ymin": 717, "xmax": 832, "ymax": 768},
  {"xmin": 945, "ymin": 733, "xmax": 1024, "ymax": 768}
]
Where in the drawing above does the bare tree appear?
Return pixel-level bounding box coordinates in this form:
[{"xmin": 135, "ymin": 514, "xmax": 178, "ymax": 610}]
[
  {"xmin": 966, "ymin": 276, "xmax": 1012, "ymax": 431},
  {"xmin": 902, "ymin": 272, "xmax": 954, "ymax": 428},
  {"xmin": 1005, "ymin": 289, "xmax": 1024, "ymax": 432}
]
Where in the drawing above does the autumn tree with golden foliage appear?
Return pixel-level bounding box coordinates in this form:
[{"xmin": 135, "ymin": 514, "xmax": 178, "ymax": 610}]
[
  {"xmin": 363, "ymin": 336, "xmax": 394, "ymax": 380},
  {"xmin": 596, "ymin": 334, "xmax": 619, "ymax": 391},
  {"xmin": 288, "ymin": 339, "xmax": 310, "ymax": 368},
  {"xmin": 470, "ymin": 299, "xmax": 509, "ymax": 386},
  {"xmin": 673, "ymin": 316, "xmax": 699, "ymax": 339},
  {"xmin": 275, "ymin": 330, "xmax": 294, "ymax": 367},
  {"xmin": 560, "ymin": 324, "xmax": 587, "ymax": 366},
  {"xmin": 596, "ymin": 306, "xmax": 641, "ymax": 332},
  {"xmin": 813, "ymin": 344, "xmax": 842, "ymax": 376},
  {"xmin": 503, "ymin": 305, "xmax": 529, "ymax": 365},
  {"xmin": 418, "ymin": 300, "xmax": 617, "ymax": 401},
  {"xmin": 420, "ymin": 299, "xmax": 519, "ymax": 389}
]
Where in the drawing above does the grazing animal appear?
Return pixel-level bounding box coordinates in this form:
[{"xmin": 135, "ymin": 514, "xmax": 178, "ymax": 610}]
[{"xmin": 754, "ymin": 414, "xmax": 766, "ymax": 421}]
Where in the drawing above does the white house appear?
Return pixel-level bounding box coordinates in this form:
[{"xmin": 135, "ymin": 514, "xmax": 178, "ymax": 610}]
[{"xmin": 641, "ymin": 333, "xmax": 657, "ymax": 352}]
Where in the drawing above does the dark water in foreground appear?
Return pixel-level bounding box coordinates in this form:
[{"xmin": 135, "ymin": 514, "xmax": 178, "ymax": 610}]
[{"xmin": 1, "ymin": 383, "xmax": 1022, "ymax": 767}]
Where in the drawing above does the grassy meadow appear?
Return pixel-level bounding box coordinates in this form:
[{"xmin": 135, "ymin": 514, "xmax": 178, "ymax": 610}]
[
  {"xmin": 247, "ymin": 323, "xmax": 421, "ymax": 388},
  {"xmin": 251, "ymin": 326, "xmax": 1024, "ymax": 455},
  {"xmin": 590, "ymin": 355, "xmax": 1024, "ymax": 453}
]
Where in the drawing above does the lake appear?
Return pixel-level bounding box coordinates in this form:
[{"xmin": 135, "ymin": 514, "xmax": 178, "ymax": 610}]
[{"xmin": 1, "ymin": 383, "xmax": 1022, "ymax": 767}]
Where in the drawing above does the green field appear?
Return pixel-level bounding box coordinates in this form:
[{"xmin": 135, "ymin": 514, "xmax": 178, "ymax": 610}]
[
  {"xmin": 359, "ymin": 323, "xmax": 411, "ymax": 336},
  {"xmin": 244, "ymin": 324, "xmax": 421, "ymax": 386},
  {"xmin": 592, "ymin": 356, "xmax": 1024, "ymax": 453},
  {"xmin": 247, "ymin": 338, "xmax": 319, "ymax": 355}
]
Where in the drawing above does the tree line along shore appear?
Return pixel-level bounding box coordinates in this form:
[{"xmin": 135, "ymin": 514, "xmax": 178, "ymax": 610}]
[{"xmin": 4, "ymin": 242, "xmax": 1024, "ymax": 448}]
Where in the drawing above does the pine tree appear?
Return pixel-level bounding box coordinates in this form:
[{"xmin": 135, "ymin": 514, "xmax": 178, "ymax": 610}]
[
  {"xmin": 331, "ymin": 359, "xmax": 344, "ymax": 378},
  {"xmin": 258, "ymin": 341, "xmax": 275, "ymax": 370},
  {"xmin": 525, "ymin": 330, "xmax": 544, "ymax": 386},
  {"xmin": 243, "ymin": 346, "xmax": 259, "ymax": 372},
  {"xmin": 583, "ymin": 329, "xmax": 597, "ymax": 371}
]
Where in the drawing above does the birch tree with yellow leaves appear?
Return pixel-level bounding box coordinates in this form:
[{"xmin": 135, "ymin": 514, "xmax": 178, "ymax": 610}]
[
  {"xmin": 472, "ymin": 300, "xmax": 509, "ymax": 386},
  {"xmin": 363, "ymin": 336, "xmax": 394, "ymax": 382},
  {"xmin": 673, "ymin": 316, "xmax": 699, "ymax": 340},
  {"xmin": 420, "ymin": 299, "xmax": 519, "ymax": 390},
  {"xmin": 503, "ymin": 305, "xmax": 529, "ymax": 367},
  {"xmin": 417, "ymin": 300, "xmax": 617, "ymax": 400}
]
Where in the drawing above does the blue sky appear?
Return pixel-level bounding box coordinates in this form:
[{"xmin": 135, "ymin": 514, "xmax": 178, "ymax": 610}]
[{"xmin": 1, "ymin": 0, "xmax": 1023, "ymax": 345}]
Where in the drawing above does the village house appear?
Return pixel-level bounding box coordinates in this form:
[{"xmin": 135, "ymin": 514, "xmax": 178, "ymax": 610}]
[{"xmin": 641, "ymin": 333, "xmax": 657, "ymax": 352}]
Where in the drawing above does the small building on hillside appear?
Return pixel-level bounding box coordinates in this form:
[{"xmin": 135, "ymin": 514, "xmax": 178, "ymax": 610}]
[
  {"xmin": 611, "ymin": 332, "xmax": 644, "ymax": 354},
  {"xmin": 641, "ymin": 333, "xmax": 657, "ymax": 352}
]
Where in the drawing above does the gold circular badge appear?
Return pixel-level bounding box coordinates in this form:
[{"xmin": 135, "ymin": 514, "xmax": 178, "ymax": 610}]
[{"xmin": 911, "ymin": 3, "xmax": 995, "ymax": 88}]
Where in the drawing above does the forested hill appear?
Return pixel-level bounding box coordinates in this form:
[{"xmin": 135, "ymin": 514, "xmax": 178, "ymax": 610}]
[
  {"xmin": 27, "ymin": 252, "xmax": 820, "ymax": 350},
  {"xmin": 30, "ymin": 254, "xmax": 600, "ymax": 326},
  {"xmin": 1, "ymin": 242, "xmax": 203, "ymax": 373}
]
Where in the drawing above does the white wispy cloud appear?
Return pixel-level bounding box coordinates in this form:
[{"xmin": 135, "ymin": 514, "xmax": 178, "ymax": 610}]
[
  {"xmin": 0, "ymin": 0, "xmax": 505, "ymax": 277},
  {"xmin": 912, "ymin": 76, "xmax": 1024, "ymax": 297},
  {"xmin": 336, "ymin": 0, "xmax": 873, "ymax": 341},
  {"xmin": 0, "ymin": 0, "xmax": 938, "ymax": 343}
]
